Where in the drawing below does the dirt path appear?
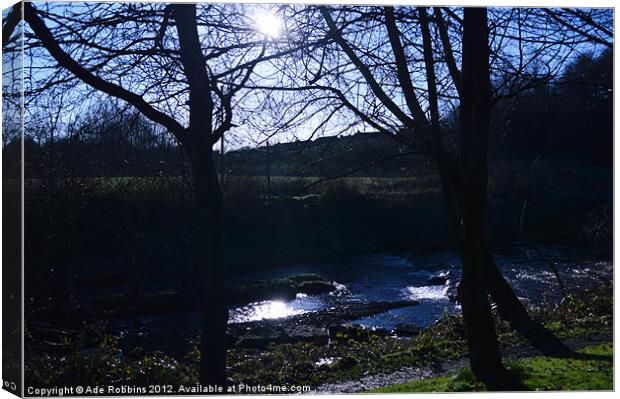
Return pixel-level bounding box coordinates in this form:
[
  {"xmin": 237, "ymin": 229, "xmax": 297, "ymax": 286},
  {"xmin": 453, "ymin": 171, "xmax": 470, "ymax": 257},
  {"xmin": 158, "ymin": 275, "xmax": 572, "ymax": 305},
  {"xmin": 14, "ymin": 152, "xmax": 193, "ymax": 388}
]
[{"xmin": 310, "ymin": 333, "xmax": 612, "ymax": 394}]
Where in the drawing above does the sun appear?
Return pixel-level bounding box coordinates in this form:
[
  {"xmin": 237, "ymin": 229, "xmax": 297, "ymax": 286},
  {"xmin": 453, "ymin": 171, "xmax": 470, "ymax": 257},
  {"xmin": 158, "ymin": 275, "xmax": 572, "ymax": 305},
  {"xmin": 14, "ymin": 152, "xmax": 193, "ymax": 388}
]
[{"xmin": 255, "ymin": 12, "xmax": 282, "ymax": 38}]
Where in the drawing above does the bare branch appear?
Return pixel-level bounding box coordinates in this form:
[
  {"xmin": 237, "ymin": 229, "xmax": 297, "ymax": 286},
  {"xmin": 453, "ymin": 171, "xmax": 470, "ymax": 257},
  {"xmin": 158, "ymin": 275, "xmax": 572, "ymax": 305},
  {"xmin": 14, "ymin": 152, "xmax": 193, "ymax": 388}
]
[
  {"xmin": 433, "ymin": 7, "xmax": 461, "ymax": 95},
  {"xmin": 383, "ymin": 6, "xmax": 428, "ymax": 123},
  {"xmin": 2, "ymin": 3, "xmax": 22, "ymax": 50},
  {"xmin": 543, "ymin": 9, "xmax": 612, "ymax": 48},
  {"xmin": 319, "ymin": 6, "xmax": 418, "ymax": 132},
  {"xmin": 24, "ymin": 2, "xmax": 187, "ymax": 140}
]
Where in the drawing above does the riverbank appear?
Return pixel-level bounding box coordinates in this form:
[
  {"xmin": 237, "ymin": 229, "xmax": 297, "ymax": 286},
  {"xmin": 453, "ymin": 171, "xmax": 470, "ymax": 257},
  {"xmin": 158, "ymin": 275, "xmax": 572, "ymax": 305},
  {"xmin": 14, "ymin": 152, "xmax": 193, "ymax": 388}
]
[
  {"xmin": 369, "ymin": 342, "xmax": 613, "ymax": 392},
  {"xmin": 228, "ymin": 280, "xmax": 612, "ymax": 390},
  {"xmin": 24, "ymin": 280, "xmax": 612, "ymax": 391}
]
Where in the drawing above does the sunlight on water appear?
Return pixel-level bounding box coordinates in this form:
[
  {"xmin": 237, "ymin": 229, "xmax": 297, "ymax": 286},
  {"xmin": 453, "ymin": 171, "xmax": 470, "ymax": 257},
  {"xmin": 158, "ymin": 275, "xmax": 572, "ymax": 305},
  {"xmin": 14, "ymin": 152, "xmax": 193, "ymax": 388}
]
[
  {"xmin": 229, "ymin": 300, "xmax": 307, "ymax": 323},
  {"xmin": 404, "ymin": 285, "xmax": 448, "ymax": 301},
  {"xmin": 515, "ymin": 270, "xmax": 556, "ymax": 282}
]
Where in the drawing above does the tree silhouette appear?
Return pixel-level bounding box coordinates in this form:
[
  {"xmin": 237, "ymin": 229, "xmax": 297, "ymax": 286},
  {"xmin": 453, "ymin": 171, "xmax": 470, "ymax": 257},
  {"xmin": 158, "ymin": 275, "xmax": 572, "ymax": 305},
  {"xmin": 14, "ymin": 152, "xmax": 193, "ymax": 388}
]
[
  {"xmin": 251, "ymin": 4, "xmax": 611, "ymax": 386},
  {"xmin": 19, "ymin": 1, "xmax": 271, "ymax": 385}
]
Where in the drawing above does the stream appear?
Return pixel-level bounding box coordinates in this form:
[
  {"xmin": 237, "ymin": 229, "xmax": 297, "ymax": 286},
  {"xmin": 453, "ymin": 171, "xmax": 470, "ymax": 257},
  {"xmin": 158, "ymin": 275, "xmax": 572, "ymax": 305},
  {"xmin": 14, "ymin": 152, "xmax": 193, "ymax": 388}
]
[
  {"xmin": 104, "ymin": 242, "xmax": 611, "ymax": 339},
  {"xmin": 226, "ymin": 242, "xmax": 609, "ymax": 330}
]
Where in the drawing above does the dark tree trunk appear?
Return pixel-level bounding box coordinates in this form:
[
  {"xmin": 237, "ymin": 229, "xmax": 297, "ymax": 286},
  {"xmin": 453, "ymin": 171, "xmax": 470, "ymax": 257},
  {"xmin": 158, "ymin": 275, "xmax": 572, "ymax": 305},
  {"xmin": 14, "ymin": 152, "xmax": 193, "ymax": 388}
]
[
  {"xmin": 457, "ymin": 7, "xmax": 510, "ymax": 387},
  {"xmin": 186, "ymin": 141, "xmax": 229, "ymax": 388},
  {"xmin": 458, "ymin": 254, "xmax": 504, "ymax": 382},
  {"xmin": 2, "ymin": 3, "xmax": 22, "ymax": 50},
  {"xmin": 173, "ymin": 4, "xmax": 230, "ymax": 387},
  {"xmin": 483, "ymin": 252, "xmax": 572, "ymax": 356},
  {"xmin": 419, "ymin": 6, "xmax": 515, "ymax": 386}
]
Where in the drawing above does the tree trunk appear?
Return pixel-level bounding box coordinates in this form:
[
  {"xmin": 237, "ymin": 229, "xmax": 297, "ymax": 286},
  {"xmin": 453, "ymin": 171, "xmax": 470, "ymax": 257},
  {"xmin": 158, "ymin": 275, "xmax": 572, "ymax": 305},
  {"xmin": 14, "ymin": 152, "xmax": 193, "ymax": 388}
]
[
  {"xmin": 457, "ymin": 7, "xmax": 508, "ymax": 387},
  {"xmin": 422, "ymin": 5, "xmax": 569, "ymax": 385},
  {"xmin": 483, "ymin": 251, "xmax": 572, "ymax": 356},
  {"xmin": 458, "ymin": 250, "xmax": 505, "ymax": 383},
  {"xmin": 186, "ymin": 142, "xmax": 228, "ymax": 388},
  {"xmin": 173, "ymin": 4, "xmax": 229, "ymax": 387}
]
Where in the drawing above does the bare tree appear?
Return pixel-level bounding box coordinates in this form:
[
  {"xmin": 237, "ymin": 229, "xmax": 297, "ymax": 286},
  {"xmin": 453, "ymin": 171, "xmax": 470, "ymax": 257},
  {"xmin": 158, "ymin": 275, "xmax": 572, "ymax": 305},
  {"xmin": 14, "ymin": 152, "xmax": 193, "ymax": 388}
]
[
  {"xmin": 18, "ymin": 1, "xmax": 279, "ymax": 385},
  {"xmin": 252, "ymin": 4, "xmax": 611, "ymax": 386}
]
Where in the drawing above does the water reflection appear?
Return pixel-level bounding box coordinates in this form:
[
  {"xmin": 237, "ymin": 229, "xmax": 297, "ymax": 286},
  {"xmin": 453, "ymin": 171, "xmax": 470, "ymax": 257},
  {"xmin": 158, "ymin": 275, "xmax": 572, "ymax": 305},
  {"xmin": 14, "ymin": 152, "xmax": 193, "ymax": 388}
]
[
  {"xmin": 227, "ymin": 248, "xmax": 610, "ymax": 328},
  {"xmin": 229, "ymin": 300, "xmax": 307, "ymax": 323},
  {"xmin": 404, "ymin": 285, "xmax": 449, "ymax": 301}
]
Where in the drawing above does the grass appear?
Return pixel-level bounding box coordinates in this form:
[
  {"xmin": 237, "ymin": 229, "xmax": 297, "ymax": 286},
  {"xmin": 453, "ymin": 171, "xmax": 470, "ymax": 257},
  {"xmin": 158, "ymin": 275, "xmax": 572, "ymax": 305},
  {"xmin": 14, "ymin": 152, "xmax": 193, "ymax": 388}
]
[
  {"xmin": 25, "ymin": 175, "xmax": 443, "ymax": 207},
  {"xmin": 369, "ymin": 343, "xmax": 613, "ymax": 392}
]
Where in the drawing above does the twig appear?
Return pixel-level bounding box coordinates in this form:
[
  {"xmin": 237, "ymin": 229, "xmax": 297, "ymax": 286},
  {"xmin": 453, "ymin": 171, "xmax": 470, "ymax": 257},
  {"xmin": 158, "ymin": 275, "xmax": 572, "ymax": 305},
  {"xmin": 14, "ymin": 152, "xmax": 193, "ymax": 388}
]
[{"xmin": 532, "ymin": 247, "xmax": 567, "ymax": 298}]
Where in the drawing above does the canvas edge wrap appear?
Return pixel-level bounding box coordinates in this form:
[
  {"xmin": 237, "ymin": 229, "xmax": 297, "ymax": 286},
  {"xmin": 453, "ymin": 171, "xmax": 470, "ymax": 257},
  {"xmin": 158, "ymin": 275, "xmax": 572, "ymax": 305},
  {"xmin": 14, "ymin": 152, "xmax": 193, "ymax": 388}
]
[{"xmin": 2, "ymin": 1, "xmax": 24, "ymax": 397}]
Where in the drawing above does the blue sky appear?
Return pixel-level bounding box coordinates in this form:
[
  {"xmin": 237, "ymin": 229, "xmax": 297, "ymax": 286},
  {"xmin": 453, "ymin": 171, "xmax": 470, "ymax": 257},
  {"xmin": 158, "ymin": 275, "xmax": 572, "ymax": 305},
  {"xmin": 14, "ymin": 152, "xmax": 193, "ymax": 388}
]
[{"xmin": 5, "ymin": 2, "xmax": 613, "ymax": 151}]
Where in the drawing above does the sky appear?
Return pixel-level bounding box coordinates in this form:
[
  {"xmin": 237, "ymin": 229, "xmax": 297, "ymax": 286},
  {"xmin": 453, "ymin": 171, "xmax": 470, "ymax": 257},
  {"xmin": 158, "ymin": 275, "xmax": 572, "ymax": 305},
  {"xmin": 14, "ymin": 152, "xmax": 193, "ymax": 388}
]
[{"xmin": 2, "ymin": 1, "xmax": 614, "ymax": 152}]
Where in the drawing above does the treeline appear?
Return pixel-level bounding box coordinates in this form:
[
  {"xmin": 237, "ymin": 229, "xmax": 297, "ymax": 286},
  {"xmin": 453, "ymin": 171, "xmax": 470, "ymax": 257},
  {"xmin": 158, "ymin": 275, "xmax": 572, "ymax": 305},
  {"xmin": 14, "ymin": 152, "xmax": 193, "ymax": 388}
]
[
  {"xmin": 491, "ymin": 49, "xmax": 612, "ymax": 164},
  {"xmin": 4, "ymin": 50, "xmax": 611, "ymax": 181}
]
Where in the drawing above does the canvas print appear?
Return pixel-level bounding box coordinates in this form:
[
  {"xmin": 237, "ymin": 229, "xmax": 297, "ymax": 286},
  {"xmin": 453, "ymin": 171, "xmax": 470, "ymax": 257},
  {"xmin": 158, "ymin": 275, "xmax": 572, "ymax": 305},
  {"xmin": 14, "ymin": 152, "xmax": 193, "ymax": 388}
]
[{"xmin": 1, "ymin": 1, "xmax": 614, "ymax": 395}]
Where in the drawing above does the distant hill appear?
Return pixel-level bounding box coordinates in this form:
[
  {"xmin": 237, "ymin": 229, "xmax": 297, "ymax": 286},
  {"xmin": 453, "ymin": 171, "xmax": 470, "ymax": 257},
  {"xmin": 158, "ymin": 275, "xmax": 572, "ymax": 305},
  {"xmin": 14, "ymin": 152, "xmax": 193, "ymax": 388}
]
[
  {"xmin": 9, "ymin": 130, "xmax": 433, "ymax": 179},
  {"xmin": 217, "ymin": 132, "xmax": 433, "ymax": 178}
]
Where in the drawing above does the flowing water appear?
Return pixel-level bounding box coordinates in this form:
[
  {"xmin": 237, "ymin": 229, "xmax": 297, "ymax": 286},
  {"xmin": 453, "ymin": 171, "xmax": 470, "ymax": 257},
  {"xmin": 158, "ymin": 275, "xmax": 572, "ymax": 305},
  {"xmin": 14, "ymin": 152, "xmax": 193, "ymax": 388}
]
[
  {"xmin": 227, "ymin": 242, "xmax": 610, "ymax": 330},
  {"xmin": 106, "ymin": 242, "xmax": 610, "ymax": 335}
]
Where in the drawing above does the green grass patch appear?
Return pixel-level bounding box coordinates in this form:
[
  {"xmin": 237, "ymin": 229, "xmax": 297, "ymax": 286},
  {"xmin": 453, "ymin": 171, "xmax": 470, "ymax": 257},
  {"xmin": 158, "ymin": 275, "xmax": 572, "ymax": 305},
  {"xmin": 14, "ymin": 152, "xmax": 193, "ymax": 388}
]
[{"xmin": 370, "ymin": 343, "xmax": 613, "ymax": 392}]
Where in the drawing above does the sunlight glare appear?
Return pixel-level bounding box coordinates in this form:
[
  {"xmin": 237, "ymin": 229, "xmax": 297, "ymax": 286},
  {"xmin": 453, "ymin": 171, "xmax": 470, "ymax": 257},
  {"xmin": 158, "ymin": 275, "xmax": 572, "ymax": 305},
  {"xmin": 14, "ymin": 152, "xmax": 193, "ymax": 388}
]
[
  {"xmin": 255, "ymin": 12, "xmax": 282, "ymax": 38},
  {"xmin": 229, "ymin": 300, "xmax": 305, "ymax": 323}
]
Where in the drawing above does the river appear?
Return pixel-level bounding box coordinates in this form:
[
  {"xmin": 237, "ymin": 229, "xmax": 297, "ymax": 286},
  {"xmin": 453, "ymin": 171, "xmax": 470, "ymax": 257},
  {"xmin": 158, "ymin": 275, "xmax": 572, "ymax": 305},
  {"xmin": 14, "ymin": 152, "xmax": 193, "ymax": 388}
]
[{"xmin": 227, "ymin": 242, "xmax": 610, "ymax": 330}]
